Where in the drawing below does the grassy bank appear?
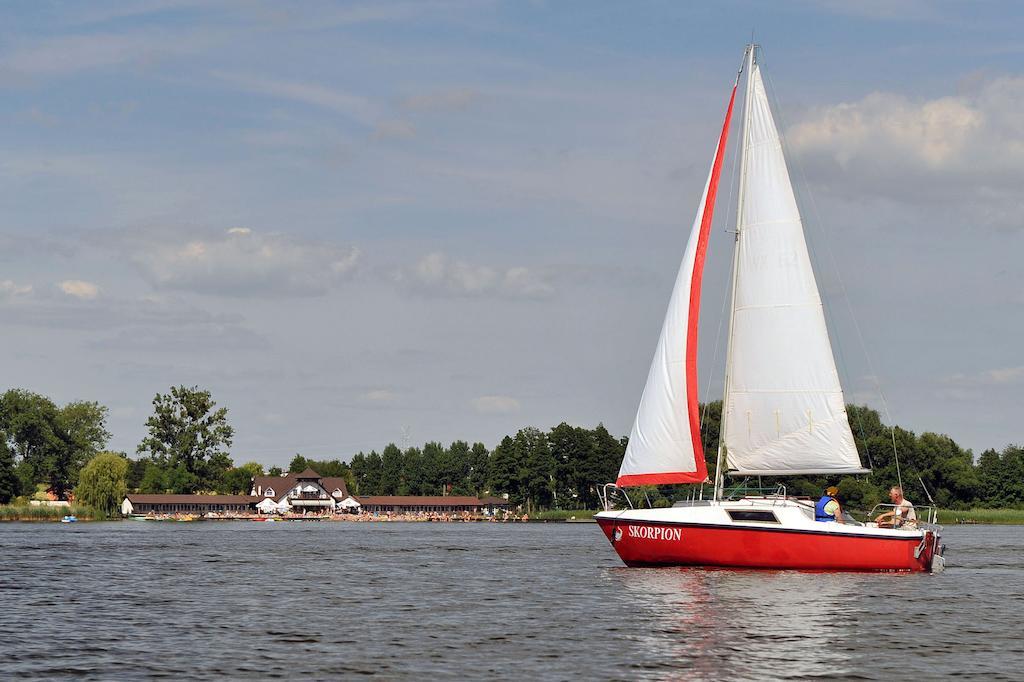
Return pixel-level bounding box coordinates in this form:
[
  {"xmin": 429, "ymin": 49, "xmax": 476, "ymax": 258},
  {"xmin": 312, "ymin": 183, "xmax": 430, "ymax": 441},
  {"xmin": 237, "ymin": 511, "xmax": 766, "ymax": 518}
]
[
  {"xmin": 0, "ymin": 504, "xmax": 100, "ymax": 521},
  {"xmin": 529, "ymin": 509, "xmax": 599, "ymax": 521},
  {"xmin": 937, "ymin": 508, "xmax": 1024, "ymax": 525}
]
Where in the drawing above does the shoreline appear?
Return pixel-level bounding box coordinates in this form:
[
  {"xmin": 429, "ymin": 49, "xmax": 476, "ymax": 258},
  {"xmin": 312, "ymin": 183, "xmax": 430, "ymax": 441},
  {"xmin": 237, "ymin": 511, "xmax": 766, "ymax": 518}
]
[{"xmin": 4, "ymin": 507, "xmax": 1024, "ymax": 524}]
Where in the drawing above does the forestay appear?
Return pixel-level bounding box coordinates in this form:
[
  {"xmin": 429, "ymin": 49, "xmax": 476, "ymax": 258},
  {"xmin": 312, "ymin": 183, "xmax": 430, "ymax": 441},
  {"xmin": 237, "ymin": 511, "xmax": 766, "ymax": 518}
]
[
  {"xmin": 616, "ymin": 83, "xmax": 737, "ymax": 487},
  {"xmin": 722, "ymin": 63, "xmax": 867, "ymax": 476}
]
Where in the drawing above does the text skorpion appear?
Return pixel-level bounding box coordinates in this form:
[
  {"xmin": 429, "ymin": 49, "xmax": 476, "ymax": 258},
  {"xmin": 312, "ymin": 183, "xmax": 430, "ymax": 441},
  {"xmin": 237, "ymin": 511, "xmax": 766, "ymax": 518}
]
[{"xmin": 628, "ymin": 525, "xmax": 682, "ymax": 541}]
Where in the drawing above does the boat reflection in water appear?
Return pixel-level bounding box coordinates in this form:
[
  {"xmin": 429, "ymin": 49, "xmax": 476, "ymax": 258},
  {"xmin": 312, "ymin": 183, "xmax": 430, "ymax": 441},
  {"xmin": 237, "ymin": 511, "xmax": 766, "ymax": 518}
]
[{"xmin": 608, "ymin": 567, "xmax": 905, "ymax": 678}]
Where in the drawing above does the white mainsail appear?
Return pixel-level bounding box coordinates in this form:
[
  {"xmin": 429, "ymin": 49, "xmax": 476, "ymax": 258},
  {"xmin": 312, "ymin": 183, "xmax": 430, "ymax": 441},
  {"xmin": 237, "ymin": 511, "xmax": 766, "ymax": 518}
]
[
  {"xmin": 722, "ymin": 61, "xmax": 867, "ymax": 476},
  {"xmin": 616, "ymin": 83, "xmax": 737, "ymax": 487}
]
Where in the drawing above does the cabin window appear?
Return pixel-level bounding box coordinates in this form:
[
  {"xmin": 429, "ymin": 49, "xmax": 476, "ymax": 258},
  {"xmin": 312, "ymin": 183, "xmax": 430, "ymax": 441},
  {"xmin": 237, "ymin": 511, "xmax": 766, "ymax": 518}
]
[
  {"xmin": 727, "ymin": 510, "xmax": 780, "ymax": 523},
  {"xmin": 265, "ymin": 488, "xmax": 275, "ymax": 498}
]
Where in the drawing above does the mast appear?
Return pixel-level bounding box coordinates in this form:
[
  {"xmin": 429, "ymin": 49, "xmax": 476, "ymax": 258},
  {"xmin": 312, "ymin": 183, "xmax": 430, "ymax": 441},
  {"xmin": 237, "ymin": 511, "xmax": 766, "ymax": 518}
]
[{"xmin": 714, "ymin": 43, "xmax": 756, "ymax": 502}]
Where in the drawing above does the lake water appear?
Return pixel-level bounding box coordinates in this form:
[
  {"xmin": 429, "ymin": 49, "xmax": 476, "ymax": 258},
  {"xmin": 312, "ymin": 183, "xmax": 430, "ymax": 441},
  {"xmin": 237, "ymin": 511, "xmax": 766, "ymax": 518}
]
[{"xmin": 1, "ymin": 522, "xmax": 1021, "ymax": 680}]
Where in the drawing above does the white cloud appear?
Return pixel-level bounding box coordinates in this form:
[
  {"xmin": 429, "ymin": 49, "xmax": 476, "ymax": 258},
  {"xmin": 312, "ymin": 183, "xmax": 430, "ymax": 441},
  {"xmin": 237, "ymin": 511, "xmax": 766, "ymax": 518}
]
[
  {"xmin": 787, "ymin": 76, "xmax": 1024, "ymax": 215},
  {"xmin": 789, "ymin": 92, "xmax": 982, "ymax": 169},
  {"xmin": 798, "ymin": 0, "xmax": 943, "ymax": 22},
  {"xmin": 399, "ymin": 252, "xmax": 554, "ymax": 299},
  {"xmin": 359, "ymin": 389, "xmax": 396, "ymax": 404},
  {"xmin": 471, "ymin": 395, "xmax": 521, "ymax": 414},
  {"xmin": 502, "ymin": 266, "xmax": 556, "ymax": 298},
  {"xmin": 0, "ymin": 280, "xmax": 33, "ymax": 299},
  {"xmin": 215, "ymin": 72, "xmax": 379, "ymax": 125},
  {"xmin": 0, "ymin": 29, "xmax": 219, "ymax": 79},
  {"xmin": 988, "ymin": 367, "xmax": 1024, "ymax": 384},
  {"xmin": 91, "ymin": 322, "xmax": 267, "ymax": 352},
  {"xmin": 373, "ymin": 120, "xmax": 416, "ymax": 139},
  {"xmin": 946, "ymin": 366, "xmax": 1024, "ymax": 386},
  {"xmin": 59, "ymin": 279, "xmax": 100, "ymax": 299},
  {"xmin": 126, "ymin": 227, "xmax": 360, "ymax": 297},
  {"xmin": 1, "ymin": 288, "xmax": 268, "ymax": 355}
]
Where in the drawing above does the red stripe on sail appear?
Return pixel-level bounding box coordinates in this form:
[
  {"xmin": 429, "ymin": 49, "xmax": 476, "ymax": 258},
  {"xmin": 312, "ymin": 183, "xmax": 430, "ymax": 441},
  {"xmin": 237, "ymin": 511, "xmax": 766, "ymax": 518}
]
[
  {"xmin": 685, "ymin": 83, "xmax": 737, "ymax": 483},
  {"xmin": 617, "ymin": 471, "xmax": 708, "ymax": 486},
  {"xmin": 616, "ymin": 84, "xmax": 737, "ymax": 490}
]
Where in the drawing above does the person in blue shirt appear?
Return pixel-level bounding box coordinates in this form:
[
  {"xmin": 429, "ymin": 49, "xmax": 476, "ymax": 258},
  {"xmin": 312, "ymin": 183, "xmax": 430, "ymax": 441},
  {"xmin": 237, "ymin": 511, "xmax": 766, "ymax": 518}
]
[{"xmin": 814, "ymin": 486, "xmax": 845, "ymax": 524}]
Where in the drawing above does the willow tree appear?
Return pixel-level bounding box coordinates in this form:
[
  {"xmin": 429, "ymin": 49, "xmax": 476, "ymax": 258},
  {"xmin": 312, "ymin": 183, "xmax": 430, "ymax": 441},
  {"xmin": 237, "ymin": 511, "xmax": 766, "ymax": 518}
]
[{"xmin": 76, "ymin": 452, "xmax": 129, "ymax": 516}]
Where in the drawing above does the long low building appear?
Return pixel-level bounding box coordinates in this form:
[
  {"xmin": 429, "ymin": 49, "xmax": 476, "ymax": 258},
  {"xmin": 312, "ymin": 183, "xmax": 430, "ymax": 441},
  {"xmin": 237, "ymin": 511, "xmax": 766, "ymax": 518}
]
[
  {"xmin": 356, "ymin": 495, "xmax": 510, "ymax": 514},
  {"xmin": 119, "ymin": 468, "xmax": 512, "ymax": 517},
  {"xmin": 121, "ymin": 494, "xmax": 257, "ymax": 515}
]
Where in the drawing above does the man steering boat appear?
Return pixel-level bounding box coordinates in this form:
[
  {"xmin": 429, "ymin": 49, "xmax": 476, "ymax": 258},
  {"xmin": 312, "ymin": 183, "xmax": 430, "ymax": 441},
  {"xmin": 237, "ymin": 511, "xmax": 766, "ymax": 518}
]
[{"xmin": 875, "ymin": 486, "xmax": 917, "ymax": 529}]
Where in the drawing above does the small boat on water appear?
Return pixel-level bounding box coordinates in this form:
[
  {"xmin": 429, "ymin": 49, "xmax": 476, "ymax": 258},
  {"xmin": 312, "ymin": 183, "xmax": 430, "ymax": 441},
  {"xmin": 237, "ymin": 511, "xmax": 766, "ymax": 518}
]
[
  {"xmin": 596, "ymin": 44, "xmax": 944, "ymax": 573},
  {"xmin": 60, "ymin": 515, "xmax": 77, "ymax": 523}
]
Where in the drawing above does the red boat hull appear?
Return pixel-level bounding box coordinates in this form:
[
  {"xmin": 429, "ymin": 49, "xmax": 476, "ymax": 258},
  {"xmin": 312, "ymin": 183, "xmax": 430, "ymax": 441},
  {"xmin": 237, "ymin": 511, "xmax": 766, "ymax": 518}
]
[{"xmin": 597, "ymin": 517, "xmax": 936, "ymax": 572}]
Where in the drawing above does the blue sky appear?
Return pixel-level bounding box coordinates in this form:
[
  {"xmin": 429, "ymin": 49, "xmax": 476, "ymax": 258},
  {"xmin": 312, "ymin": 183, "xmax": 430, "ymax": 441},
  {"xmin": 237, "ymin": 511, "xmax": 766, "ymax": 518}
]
[{"xmin": 1, "ymin": 0, "xmax": 1022, "ymax": 464}]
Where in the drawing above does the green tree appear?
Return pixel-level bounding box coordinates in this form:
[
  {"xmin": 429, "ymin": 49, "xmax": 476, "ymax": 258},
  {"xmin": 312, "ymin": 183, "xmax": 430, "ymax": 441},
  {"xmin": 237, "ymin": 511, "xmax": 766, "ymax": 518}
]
[
  {"xmin": 268, "ymin": 466, "xmax": 283, "ymax": 477},
  {"xmin": 445, "ymin": 441, "xmax": 473, "ymax": 495},
  {"xmin": 468, "ymin": 442, "xmax": 490, "ymax": 495},
  {"xmin": 976, "ymin": 448, "xmax": 1004, "ymax": 506},
  {"xmin": 990, "ymin": 445, "xmax": 1024, "ymax": 505},
  {"xmin": 221, "ymin": 461, "xmax": 264, "ymax": 494},
  {"xmin": 127, "ymin": 457, "xmax": 151, "ymax": 490},
  {"xmin": 366, "ymin": 450, "xmax": 385, "ymax": 493},
  {"xmin": 136, "ymin": 386, "xmax": 234, "ymax": 492},
  {"xmin": 402, "ymin": 446, "xmax": 425, "ymax": 495},
  {"xmin": 587, "ymin": 424, "xmax": 625, "ymax": 504},
  {"xmin": 139, "ymin": 462, "xmax": 167, "ymax": 493},
  {"xmin": 488, "ymin": 435, "xmax": 523, "ymax": 505},
  {"xmin": 420, "ymin": 442, "xmax": 445, "ymax": 495},
  {"xmin": 75, "ymin": 452, "xmax": 129, "ymax": 516},
  {"xmin": 0, "ymin": 390, "xmax": 110, "ymax": 498},
  {"xmin": 548, "ymin": 422, "xmax": 595, "ymax": 509},
  {"xmin": 60, "ymin": 400, "xmax": 113, "ymax": 463},
  {"xmin": 0, "ymin": 439, "xmax": 20, "ymax": 504},
  {"xmin": 379, "ymin": 444, "xmax": 403, "ymax": 495},
  {"xmin": 699, "ymin": 400, "xmax": 722, "ymax": 474},
  {"xmin": 349, "ymin": 452, "xmax": 367, "ymax": 494},
  {"xmin": 289, "ymin": 454, "xmax": 310, "ymax": 473},
  {"xmin": 165, "ymin": 464, "xmax": 199, "ymax": 494},
  {"xmin": 518, "ymin": 428, "xmax": 554, "ymax": 511},
  {"xmin": 14, "ymin": 460, "xmax": 35, "ymax": 498},
  {"xmin": 305, "ymin": 458, "xmax": 350, "ymax": 479}
]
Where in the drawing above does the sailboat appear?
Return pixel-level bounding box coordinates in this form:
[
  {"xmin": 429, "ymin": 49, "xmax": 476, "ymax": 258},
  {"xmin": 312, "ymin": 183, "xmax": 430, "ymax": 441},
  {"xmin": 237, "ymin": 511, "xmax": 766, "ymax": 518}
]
[{"xmin": 595, "ymin": 45, "xmax": 944, "ymax": 572}]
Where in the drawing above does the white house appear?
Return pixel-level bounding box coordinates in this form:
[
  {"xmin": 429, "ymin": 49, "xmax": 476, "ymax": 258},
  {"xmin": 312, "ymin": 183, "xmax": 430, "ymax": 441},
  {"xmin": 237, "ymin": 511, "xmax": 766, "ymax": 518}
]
[{"xmin": 250, "ymin": 468, "xmax": 351, "ymax": 515}]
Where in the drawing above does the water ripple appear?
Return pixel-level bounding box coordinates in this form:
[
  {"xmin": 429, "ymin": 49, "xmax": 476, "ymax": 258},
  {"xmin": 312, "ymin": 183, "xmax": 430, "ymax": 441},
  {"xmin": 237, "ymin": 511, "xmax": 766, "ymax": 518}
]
[{"xmin": 0, "ymin": 523, "xmax": 1021, "ymax": 679}]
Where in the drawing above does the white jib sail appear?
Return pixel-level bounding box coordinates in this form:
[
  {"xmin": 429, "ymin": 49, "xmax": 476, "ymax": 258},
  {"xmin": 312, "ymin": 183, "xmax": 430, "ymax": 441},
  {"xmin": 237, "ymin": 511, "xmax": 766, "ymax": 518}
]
[
  {"xmin": 616, "ymin": 171, "xmax": 712, "ymax": 486},
  {"xmin": 723, "ymin": 63, "xmax": 867, "ymax": 476},
  {"xmin": 617, "ymin": 84, "xmax": 737, "ymax": 487}
]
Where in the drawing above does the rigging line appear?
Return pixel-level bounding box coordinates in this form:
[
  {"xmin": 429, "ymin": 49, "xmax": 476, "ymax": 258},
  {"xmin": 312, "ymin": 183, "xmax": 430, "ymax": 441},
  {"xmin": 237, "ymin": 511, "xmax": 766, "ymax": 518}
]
[
  {"xmin": 700, "ymin": 72, "xmax": 744, "ymax": 435},
  {"xmin": 758, "ymin": 54, "xmax": 868, "ymax": 450},
  {"xmin": 763, "ymin": 56, "xmax": 900, "ymax": 487},
  {"xmin": 758, "ymin": 46, "xmax": 892, "ymax": 477}
]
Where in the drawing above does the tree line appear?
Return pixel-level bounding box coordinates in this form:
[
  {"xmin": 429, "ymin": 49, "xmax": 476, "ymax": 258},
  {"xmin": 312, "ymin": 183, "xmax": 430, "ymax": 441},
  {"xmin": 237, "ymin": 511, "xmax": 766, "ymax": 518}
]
[
  {"xmin": 694, "ymin": 402, "xmax": 1014, "ymax": 512},
  {"xmin": 2, "ymin": 385, "xmax": 1023, "ymax": 516},
  {"xmin": 347, "ymin": 422, "xmax": 624, "ymax": 510}
]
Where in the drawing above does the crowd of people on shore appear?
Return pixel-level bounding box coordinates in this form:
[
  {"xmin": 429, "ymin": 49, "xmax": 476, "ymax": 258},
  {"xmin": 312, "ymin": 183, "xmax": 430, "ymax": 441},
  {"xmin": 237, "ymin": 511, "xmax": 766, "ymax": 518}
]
[{"xmin": 132, "ymin": 509, "xmax": 533, "ymax": 523}]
